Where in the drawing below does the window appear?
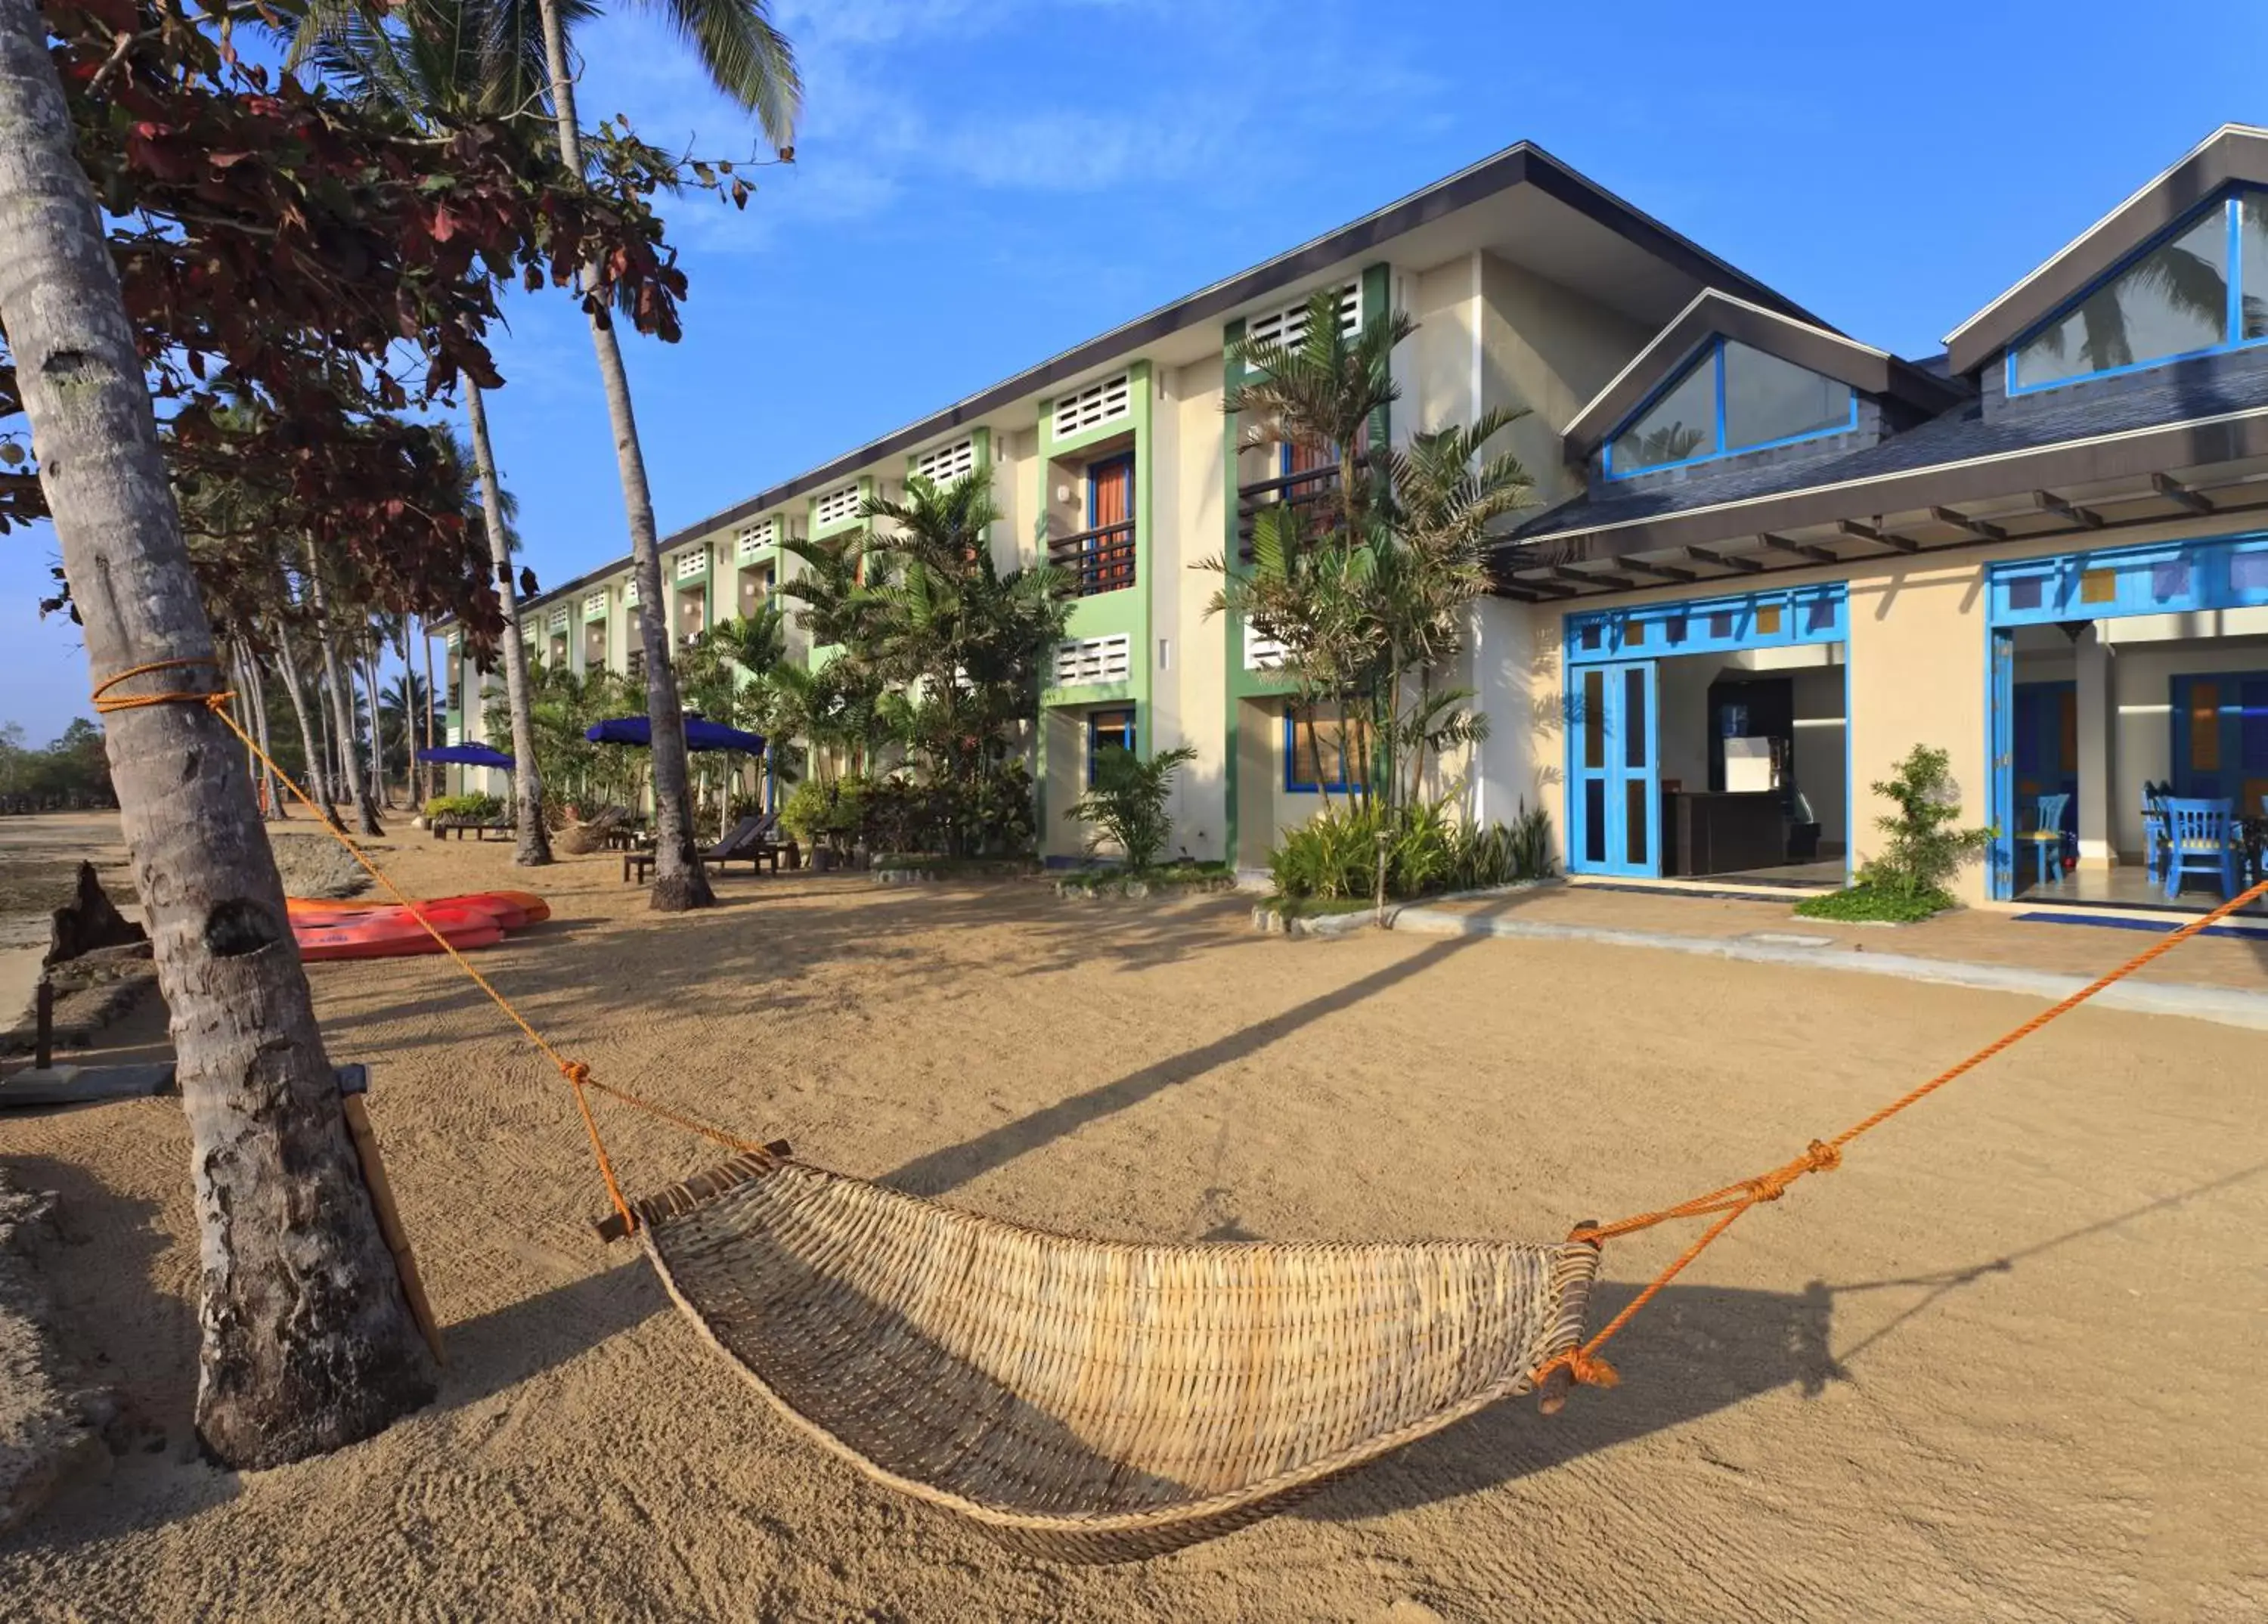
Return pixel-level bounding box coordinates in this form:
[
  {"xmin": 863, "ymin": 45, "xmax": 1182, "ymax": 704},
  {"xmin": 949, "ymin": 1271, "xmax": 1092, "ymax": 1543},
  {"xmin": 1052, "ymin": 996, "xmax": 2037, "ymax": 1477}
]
[
  {"xmin": 2011, "ymin": 191, "xmax": 2268, "ymax": 391},
  {"xmin": 1604, "ymin": 339, "xmax": 1854, "ymax": 478},
  {"xmin": 1077, "ymin": 454, "xmax": 1136, "ymax": 594},
  {"xmin": 1244, "ymin": 283, "xmax": 1361, "ymax": 352},
  {"xmin": 914, "ymin": 437, "xmax": 977, "ymax": 486},
  {"xmin": 1053, "ymin": 634, "xmax": 1131, "ymax": 686},
  {"xmin": 1052, "ymin": 373, "xmax": 1131, "ymax": 439},
  {"xmin": 1284, "ymin": 705, "xmax": 1368, "ymax": 794},
  {"xmin": 1088, "ymin": 708, "xmax": 1136, "ymax": 784},
  {"xmin": 815, "ymin": 482, "xmax": 862, "ymax": 527},
  {"xmin": 736, "ymin": 519, "xmax": 778, "ymax": 562}
]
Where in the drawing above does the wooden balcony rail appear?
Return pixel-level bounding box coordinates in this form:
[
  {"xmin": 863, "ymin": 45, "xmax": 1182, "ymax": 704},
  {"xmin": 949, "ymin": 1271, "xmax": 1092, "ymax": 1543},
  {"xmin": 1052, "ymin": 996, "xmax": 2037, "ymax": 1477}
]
[
  {"xmin": 1235, "ymin": 463, "xmax": 1341, "ymax": 556},
  {"xmin": 1047, "ymin": 519, "xmax": 1138, "ymax": 597}
]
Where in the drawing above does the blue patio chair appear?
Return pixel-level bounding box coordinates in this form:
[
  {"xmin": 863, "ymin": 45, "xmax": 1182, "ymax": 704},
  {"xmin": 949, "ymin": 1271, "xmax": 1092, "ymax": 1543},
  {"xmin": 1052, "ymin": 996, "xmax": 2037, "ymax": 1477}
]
[
  {"xmin": 2016, "ymin": 792, "xmax": 2071, "ymax": 888},
  {"xmin": 2162, "ymin": 797, "xmax": 2238, "ymax": 901},
  {"xmin": 2141, "ymin": 783, "xmax": 2172, "ymax": 882}
]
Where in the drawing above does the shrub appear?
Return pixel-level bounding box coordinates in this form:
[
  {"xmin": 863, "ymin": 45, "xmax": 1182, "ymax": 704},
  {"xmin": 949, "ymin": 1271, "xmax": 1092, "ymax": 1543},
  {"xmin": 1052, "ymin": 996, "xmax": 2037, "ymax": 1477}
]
[
  {"xmin": 424, "ymin": 792, "xmax": 503, "ymax": 823},
  {"xmin": 780, "ymin": 777, "xmax": 866, "ymax": 854},
  {"xmin": 1857, "ymin": 745, "xmax": 1991, "ymax": 901},
  {"xmin": 1062, "ymin": 746, "xmax": 1197, "ymax": 872},
  {"xmin": 1269, "ymin": 798, "xmax": 1556, "ymax": 901}
]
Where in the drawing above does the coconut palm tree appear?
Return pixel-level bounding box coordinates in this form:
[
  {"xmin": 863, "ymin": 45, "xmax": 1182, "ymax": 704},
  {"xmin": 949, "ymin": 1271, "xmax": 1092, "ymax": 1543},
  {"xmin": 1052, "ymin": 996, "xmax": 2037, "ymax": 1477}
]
[
  {"xmin": 298, "ymin": 0, "xmax": 799, "ymax": 903},
  {"xmin": 0, "ymin": 0, "xmax": 436, "ymax": 1464}
]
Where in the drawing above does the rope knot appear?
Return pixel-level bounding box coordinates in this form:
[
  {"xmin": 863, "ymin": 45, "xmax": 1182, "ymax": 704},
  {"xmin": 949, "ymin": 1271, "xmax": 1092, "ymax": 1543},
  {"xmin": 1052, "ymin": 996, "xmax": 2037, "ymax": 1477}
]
[
  {"xmin": 562, "ymin": 1060, "xmax": 592, "ymax": 1088},
  {"xmin": 1564, "ymin": 1349, "xmax": 1619, "ymax": 1389},
  {"xmin": 1744, "ymin": 1139, "xmax": 1842, "ymax": 1204}
]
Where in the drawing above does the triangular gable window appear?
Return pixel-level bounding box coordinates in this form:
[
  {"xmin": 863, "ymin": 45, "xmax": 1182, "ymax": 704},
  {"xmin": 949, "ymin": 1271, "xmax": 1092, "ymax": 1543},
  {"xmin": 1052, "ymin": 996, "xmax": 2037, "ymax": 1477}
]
[
  {"xmin": 1605, "ymin": 339, "xmax": 1854, "ymax": 479},
  {"xmin": 2011, "ymin": 190, "xmax": 2268, "ymax": 392}
]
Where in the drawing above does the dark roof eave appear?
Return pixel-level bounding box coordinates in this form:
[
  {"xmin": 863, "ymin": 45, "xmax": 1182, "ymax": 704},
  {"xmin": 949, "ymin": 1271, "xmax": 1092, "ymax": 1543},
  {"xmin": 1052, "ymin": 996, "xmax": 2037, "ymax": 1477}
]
[
  {"xmin": 1945, "ymin": 126, "xmax": 2268, "ymax": 375},
  {"xmin": 1562, "ymin": 291, "xmax": 1970, "ymax": 460},
  {"xmin": 650, "ymin": 141, "xmax": 1830, "ymax": 553},
  {"xmin": 1498, "ymin": 407, "xmax": 2268, "ymax": 564}
]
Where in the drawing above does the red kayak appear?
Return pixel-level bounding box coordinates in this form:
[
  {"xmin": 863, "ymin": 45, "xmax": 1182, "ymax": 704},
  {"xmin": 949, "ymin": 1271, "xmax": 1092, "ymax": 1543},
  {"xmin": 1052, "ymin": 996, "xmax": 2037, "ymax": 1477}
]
[
  {"xmin": 287, "ymin": 891, "xmax": 547, "ymax": 931},
  {"xmin": 296, "ymin": 918, "xmax": 506, "ymax": 962}
]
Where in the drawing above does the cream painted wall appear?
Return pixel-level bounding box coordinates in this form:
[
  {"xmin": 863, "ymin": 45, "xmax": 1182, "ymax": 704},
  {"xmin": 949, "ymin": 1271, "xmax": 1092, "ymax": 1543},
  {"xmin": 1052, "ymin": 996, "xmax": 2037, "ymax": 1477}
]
[
  {"xmin": 1478, "ymin": 253, "xmax": 1653, "ymax": 509},
  {"xmin": 1470, "ymin": 596, "xmax": 1554, "ymax": 835},
  {"xmin": 1167, "ymin": 360, "xmax": 1230, "ymax": 861}
]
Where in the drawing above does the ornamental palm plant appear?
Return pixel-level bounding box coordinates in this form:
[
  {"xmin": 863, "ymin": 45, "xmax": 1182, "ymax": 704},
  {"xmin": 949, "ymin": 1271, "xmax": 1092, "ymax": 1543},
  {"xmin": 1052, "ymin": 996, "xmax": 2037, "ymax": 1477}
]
[{"xmin": 1199, "ymin": 293, "xmax": 1537, "ymax": 814}]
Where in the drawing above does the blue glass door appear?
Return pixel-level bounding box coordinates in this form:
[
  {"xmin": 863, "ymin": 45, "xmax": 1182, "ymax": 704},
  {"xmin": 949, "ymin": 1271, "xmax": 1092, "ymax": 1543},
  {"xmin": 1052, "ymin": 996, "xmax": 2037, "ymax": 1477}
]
[
  {"xmin": 2170, "ymin": 672, "xmax": 2268, "ymax": 813},
  {"xmin": 1571, "ymin": 659, "xmax": 1659, "ymax": 876},
  {"xmin": 1988, "ymin": 631, "xmax": 2015, "ymax": 899}
]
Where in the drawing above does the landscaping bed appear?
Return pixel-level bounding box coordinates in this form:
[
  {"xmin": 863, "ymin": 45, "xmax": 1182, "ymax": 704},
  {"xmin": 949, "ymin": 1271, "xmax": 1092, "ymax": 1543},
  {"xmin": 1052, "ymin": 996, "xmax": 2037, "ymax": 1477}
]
[{"xmin": 1054, "ymin": 862, "xmax": 1235, "ymax": 900}]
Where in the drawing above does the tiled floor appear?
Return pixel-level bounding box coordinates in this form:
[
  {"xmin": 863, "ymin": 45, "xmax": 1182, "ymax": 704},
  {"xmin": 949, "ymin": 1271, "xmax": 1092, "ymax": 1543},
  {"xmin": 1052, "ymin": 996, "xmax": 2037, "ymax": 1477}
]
[{"xmin": 2018, "ymin": 863, "xmax": 2266, "ymax": 915}]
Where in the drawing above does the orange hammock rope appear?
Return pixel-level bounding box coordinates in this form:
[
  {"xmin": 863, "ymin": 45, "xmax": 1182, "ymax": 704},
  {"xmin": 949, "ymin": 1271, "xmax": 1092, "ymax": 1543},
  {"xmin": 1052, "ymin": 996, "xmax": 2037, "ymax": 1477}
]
[{"xmin": 94, "ymin": 653, "xmax": 2268, "ymax": 1398}]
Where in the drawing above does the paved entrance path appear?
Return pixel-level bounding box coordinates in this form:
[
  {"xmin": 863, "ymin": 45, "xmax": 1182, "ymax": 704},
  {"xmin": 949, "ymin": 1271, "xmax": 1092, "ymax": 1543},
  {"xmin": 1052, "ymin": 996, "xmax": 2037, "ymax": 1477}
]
[{"xmin": 1385, "ymin": 882, "xmax": 2268, "ymax": 1028}]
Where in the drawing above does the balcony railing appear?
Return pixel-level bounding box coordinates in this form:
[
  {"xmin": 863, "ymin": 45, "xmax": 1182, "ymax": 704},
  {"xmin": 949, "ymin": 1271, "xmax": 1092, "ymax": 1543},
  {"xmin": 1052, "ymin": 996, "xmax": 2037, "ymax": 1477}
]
[
  {"xmin": 1235, "ymin": 463, "xmax": 1341, "ymax": 558},
  {"xmin": 1047, "ymin": 519, "xmax": 1137, "ymax": 597}
]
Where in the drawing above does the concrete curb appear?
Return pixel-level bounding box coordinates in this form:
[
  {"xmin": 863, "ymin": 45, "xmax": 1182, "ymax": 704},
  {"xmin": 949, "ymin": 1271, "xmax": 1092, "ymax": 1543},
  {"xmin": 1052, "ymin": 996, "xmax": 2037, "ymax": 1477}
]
[{"xmin": 1383, "ymin": 906, "xmax": 2268, "ymax": 1033}]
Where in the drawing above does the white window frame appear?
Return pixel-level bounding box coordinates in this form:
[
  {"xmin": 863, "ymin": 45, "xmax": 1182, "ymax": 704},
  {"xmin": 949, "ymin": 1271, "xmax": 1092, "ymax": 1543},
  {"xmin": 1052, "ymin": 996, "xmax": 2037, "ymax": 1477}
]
[
  {"xmin": 1052, "ymin": 633, "xmax": 1132, "ymax": 686},
  {"xmin": 1051, "ymin": 373, "xmax": 1132, "ymax": 441}
]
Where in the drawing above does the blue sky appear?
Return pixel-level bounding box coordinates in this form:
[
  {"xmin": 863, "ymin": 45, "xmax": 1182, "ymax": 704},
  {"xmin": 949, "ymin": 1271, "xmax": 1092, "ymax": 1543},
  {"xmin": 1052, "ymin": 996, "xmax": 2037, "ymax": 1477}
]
[{"xmin": 5, "ymin": 0, "xmax": 2264, "ymax": 742}]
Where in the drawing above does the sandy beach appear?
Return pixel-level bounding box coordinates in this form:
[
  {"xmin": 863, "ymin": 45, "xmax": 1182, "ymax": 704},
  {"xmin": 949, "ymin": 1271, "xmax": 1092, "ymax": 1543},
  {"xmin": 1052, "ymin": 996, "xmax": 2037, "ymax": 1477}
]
[{"xmin": 2, "ymin": 822, "xmax": 2263, "ymax": 1621}]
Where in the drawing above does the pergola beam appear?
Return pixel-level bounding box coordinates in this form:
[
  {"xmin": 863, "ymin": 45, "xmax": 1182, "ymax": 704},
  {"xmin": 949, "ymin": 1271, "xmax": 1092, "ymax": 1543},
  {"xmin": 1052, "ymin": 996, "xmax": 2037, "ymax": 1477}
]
[
  {"xmin": 1686, "ymin": 544, "xmax": 1763, "ymax": 574},
  {"xmin": 1930, "ymin": 504, "xmax": 2005, "ymax": 541},
  {"xmin": 1617, "ymin": 557, "xmax": 1698, "ymax": 584},
  {"xmin": 1758, "ymin": 532, "xmax": 1839, "ymax": 565},
  {"xmin": 2151, "ymin": 471, "xmax": 2214, "ymax": 513},
  {"xmin": 1553, "ymin": 564, "xmax": 1634, "ymax": 591},
  {"xmin": 1839, "ymin": 519, "xmax": 1919, "ymax": 553},
  {"xmin": 2033, "ymin": 488, "xmax": 2104, "ymax": 528}
]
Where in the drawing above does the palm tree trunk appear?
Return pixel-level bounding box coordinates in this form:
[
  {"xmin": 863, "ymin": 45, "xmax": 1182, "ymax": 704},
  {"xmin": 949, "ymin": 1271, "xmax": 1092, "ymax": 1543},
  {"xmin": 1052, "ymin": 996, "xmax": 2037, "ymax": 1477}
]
[
  {"xmin": 358, "ymin": 640, "xmax": 385, "ymax": 810},
  {"xmin": 272, "ymin": 622, "xmax": 333, "ymax": 822},
  {"xmin": 302, "ymin": 539, "xmax": 382, "ymax": 835},
  {"xmin": 533, "ymin": 0, "xmax": 710, "ymax": 910},
  {"xmin": 395, "ymin": 618, "xmax": 426, "ymax": 808},
  {"xmin": 0, "ymin": 0, "xmax": 435, "ymax": 1465},
  {"xmin": 466, "ymin": 383, "xmax": 553, "ymax": 865},
  {"xmin": 240, "ymin": 637, "xmax": 284, "ymax": 819}
]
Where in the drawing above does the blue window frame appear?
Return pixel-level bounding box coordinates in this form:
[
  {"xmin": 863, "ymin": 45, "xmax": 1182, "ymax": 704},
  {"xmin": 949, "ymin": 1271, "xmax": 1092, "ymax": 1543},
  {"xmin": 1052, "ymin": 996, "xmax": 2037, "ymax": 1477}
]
[
  {"xmin": 1565, "ymin": 584, "xmax": 1846, "ymax": 665},
  {"xmin": 2008, "ymin": 190, "xmax": 2268, "ymax": 394},
  {"xmin": 1283, "ymin": 705, "xmax": 1365, "ymax": 794},
  {"xmin": 1986, "ymin": 532, "xmax": 2268, "ymax": 626},
  {"xmin": 1087, "ymin": 708, "xmax": 1135, "ymax": 785},
  {"xmin": 1603, "ymin": 338, "xmax": 1857, "ymax": 480}
]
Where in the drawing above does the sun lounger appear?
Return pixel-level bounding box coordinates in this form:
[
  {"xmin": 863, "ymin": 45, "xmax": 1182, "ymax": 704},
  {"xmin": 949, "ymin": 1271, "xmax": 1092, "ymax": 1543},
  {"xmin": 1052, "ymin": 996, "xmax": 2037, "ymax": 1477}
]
[{"xmin": 623, "ymin": 813, "xmax": 782, "ymax": 883}]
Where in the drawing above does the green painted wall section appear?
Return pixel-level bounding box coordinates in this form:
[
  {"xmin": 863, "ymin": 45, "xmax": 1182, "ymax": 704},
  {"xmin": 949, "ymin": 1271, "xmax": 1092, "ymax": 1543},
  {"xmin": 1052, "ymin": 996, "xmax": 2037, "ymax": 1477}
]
[
  {"xmin": 1219, "ymin": 264, "xmax": 1392, "ymax": 860},
  {"xmin": 1035, "ymin": 361, "xmax": 1153, "ymax": 832}
]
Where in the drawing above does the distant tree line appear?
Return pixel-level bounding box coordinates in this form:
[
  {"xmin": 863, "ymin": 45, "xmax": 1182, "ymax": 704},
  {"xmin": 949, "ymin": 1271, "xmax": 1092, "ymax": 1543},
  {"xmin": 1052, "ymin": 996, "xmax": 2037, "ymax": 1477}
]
[{"xmin": 0, "ymin": 717, "xmax": 113, "ymax": 810}]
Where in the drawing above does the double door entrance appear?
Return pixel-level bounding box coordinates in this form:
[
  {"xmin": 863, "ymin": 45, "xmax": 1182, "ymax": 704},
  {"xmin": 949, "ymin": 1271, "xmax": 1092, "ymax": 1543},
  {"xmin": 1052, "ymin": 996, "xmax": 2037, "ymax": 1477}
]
[{"xmin": 1571, "ymin": 661, "xmax": 1658, "ymax": 876}]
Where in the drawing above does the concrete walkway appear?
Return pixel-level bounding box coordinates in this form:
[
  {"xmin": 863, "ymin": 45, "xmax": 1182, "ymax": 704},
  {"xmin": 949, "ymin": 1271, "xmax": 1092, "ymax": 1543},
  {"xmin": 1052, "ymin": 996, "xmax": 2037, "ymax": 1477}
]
[{"xmin": 1307, "ymin": 882, "xmax": 2268, "ymax": 1033}]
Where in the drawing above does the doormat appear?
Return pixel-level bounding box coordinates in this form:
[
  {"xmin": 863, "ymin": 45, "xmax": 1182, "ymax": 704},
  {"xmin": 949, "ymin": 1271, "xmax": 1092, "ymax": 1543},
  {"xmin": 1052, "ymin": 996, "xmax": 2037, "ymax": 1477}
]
[{"xmin": 2013, "ymin": 910, "xmax": 2268, "ymax": 941}]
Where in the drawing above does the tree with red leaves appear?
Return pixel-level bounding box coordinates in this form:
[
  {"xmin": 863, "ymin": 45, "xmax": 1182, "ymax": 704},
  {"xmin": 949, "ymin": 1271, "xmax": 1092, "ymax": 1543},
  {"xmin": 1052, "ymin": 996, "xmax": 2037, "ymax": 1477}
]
[{"xmin": 0, "ymin": 0, "xmax": 713, "ymax": 1467}]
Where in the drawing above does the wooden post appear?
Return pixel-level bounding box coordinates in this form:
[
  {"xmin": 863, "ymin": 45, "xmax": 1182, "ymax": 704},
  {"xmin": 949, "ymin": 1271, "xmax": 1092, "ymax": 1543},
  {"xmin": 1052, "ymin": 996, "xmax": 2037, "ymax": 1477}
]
[
  {"xmin": 335, "ymin": 1065, "xmax": 445, "ymax": 1365},
  {"xmin": 33, "ymin": 975, "xmax": 53, "ymax": 1071}
]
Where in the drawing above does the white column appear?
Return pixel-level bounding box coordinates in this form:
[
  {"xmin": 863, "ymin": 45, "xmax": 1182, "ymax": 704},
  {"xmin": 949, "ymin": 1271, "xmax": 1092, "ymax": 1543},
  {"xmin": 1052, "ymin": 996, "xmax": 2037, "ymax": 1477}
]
[{"xmin": 2075, "ymin": 624, "xmax": 2115, "ymax": 868}]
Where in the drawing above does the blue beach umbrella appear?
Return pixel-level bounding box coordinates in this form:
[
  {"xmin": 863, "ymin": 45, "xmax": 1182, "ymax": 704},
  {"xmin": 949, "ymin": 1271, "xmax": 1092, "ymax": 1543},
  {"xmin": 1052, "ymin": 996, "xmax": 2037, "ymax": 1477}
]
[{"xmin": 415, "ymin": 742, "xmax": 515, "ymax": 768}]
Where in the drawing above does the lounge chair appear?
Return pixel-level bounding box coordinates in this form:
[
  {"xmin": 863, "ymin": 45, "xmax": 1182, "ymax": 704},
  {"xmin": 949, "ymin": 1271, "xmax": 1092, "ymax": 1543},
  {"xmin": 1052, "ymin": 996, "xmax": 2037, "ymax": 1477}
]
[{"xmin": 623, "ymin": 813, "xmax": 782, "ymax": 883}]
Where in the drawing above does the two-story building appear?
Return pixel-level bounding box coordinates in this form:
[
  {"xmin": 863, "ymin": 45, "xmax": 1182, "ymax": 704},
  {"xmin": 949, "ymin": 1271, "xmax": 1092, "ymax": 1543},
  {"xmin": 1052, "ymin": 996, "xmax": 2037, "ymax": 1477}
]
[{"xmin": 442, "ymin": 124, "xmax": 2268, "ymax": 912}]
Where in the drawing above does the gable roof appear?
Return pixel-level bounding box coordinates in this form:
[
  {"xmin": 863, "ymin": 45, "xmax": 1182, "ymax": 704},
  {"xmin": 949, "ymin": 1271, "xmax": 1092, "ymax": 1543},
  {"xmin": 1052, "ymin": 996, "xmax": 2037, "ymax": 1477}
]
[
  {"xmin": 1944, "ymin": 124, "xmax": 2268, "ymax": 376},
  {"xmin": 1560, "ymin": 290, "xmax": 1969, "ymax": 463}
]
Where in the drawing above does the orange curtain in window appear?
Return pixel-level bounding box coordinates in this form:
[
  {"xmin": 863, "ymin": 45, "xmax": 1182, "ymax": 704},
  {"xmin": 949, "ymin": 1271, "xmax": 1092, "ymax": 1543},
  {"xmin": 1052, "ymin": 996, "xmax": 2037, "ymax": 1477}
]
[{"xmin": 1088, "ymin": 459, "xmax": 1133, "ymax": 589}]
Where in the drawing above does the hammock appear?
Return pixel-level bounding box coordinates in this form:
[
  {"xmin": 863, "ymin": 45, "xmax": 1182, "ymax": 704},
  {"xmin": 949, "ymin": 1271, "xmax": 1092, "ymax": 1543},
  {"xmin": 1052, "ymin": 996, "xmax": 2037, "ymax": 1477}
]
[{"xmin": 622, "ymin": 1148, "xmax": 1601, "ymax": 1563}]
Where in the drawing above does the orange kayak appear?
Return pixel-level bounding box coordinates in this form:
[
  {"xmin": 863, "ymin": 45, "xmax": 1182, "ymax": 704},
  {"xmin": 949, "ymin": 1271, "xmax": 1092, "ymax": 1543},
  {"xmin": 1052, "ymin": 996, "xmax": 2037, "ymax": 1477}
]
[
  {"xmin": 287, "ymin": 890, "xmax": 551, "ymax": 928},
  {"xmin": 296, "ymin": 919, "xmax": 506, "ymax": 962}
]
